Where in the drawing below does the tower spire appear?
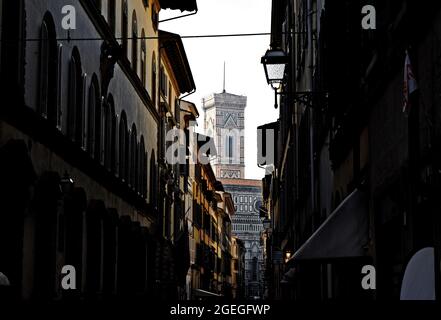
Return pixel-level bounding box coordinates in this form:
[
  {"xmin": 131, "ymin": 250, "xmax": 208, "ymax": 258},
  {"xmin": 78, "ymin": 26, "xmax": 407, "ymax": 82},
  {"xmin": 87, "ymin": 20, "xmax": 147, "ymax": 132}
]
[{"xmin": 223, "ymin": 61, "xmax": 226, "ymax": 93}]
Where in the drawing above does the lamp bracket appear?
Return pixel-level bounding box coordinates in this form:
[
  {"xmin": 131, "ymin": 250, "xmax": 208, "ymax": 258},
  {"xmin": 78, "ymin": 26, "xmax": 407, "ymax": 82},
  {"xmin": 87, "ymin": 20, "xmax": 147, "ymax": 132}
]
[{"xmin": 277, "ymin": 91, "xmax": 328, "ymax": 108}]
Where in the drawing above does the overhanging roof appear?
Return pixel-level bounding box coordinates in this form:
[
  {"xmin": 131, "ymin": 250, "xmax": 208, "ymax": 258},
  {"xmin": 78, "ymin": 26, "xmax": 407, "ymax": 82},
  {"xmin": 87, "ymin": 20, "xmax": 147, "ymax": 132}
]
[
  {"xmin": 289, "ymin": 189, "xmax": 368, "ymax": 261},
  {"xmin": 159, "ymin": 30, "xmax": 196, "ymax": 95},
  {"xmin": 160, "ymin": 0, "xmax": 198, "ymax": 12}
]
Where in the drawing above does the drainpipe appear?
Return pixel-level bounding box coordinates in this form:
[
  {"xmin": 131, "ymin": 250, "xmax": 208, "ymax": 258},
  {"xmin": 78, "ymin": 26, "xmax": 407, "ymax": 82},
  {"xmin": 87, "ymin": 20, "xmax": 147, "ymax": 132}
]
[{"xmin": 308, "ymin": 0, "xmax": 315, "ymax": 219}]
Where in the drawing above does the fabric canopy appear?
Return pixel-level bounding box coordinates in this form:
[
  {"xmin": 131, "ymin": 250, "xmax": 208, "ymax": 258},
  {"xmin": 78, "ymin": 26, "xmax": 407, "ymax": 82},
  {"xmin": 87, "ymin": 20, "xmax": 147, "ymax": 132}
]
[
  {"xmin": 400, "ymin": 247, "xmax": 436, "ymax": 300},
  {"xmin": 291, "ymin": 189, "xmax": 368, "ymax": 261}
]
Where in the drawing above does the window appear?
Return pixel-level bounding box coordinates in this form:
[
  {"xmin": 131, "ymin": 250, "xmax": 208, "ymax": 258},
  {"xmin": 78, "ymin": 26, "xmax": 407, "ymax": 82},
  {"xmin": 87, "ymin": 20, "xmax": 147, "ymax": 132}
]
[
  {"xmin": 39, "ymin": 13, "xmax": 58, "ymax": 125},
  {"xmin": 141, "ymin": 29, "xmax": 146, "ymax": 87},
  {"xmin": 81, "ymin": 74, "xmax": 87, "ymax": 149},
  {"xmin": 122, "ymin": 0, "xmax": 128, "ymax": 58},
  {"xmin": 139, "ymin": 136, "xmax": 147, "ymax": 198},
  {"xmin": 105, "ymin": 96, "xmax": 116, "ymax": 172},
  {"xmin": 150, "ymin": 151, "xmax": 157, "ymax": 206},
  {"xmin": 108, "ymin": 0, "xmax": 116, "ymax": 35},
  {"xmin": 100, "ymin": 101, "xmax": 106, "ymax": 164},
  {"xmin": 225, "ymin": 136, "xmax": 233, "ymax": 161},
  {"xmin": 168, "ymin": 81, "xmax": 172, "ymax": 107},
  {"xmin": 131, "ymin": 11, "xmax": 138, "ymax": 73},
  {"xmin": 151, "ymin": 4, "xmax": 158, "ymax": 31},
  {"xmin": 129, "ymin": 124, "xmax": 138, "ymax": 189},
  {"xmin": 87, "ymin": 75, "xmax": 100, "ymax": 158},
  {"xmin": 159, "ymin": 65, "xmax": 168, "ymax": 98},
  {"xmin": 56, "ymin": 44, "xmax": 63, "ymax": 129},
  {"xmin": 119, "ymin": 112, "xmax": 128, "ymax": 181},
  {"xmin": 152, "ymin": 53, "xmax": 157, "ymax": 108},
  {"xmin": 67, "ymin": 48, "xmax": 84, "ymax": 145}
]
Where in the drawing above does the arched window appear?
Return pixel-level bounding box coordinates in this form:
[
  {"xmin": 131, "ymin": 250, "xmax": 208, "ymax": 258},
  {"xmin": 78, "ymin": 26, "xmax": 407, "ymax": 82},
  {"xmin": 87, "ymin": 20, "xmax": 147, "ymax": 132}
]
[
  {"xmin": 67, "ymin": 48, "xmax": 84, "ymax": 145},
  {"xmin": 129, "ymin": 124, "xmax": 138, "ymax": 189},
  {"xmin": 39, "ymin": 13, "xmax": 58, "ymax": 125},
  {"xmin": 107, "ymin": 0, "xmax": 116, "ymax": 35},
  {"xmin": 141, "ymin": 29, "xmax": 147, "ymax": 88},
  {"xmin": 87, "ymin": 75, "xmax": 100, "ymax": 158},
  {"xmin": 94, "ymin": 86, "xmax": 102, "ymax": 161},
  {"xmin": 225, "ymin": 135, "xmax": 234, "ymax": 161},
  {"xmin": 131, "ymin": 11, "xmax": 138, "ymax": 74},
  {"xmin": 100, "ymin": 101, "xmax": 107, "ymax": 165},
  {"xmin": 139, "ymin": 136, "xmax": 147, "ymax": 197},
  {"xmin": 150, "ymin": 151, "xmax": 157, "ymax": 206},
  {"xmin": 151, "ymin": 3, "xmax": 158, "ymax": 31},
  {"xmin": 151, "ymin": 53, "xmax": 157, "ymax": 107},
  {"xmin": 110, "ymin": 104, "xmax": 117, "ymax": 173},
  {"xmin": 119, "ymin": 112, "xmax": 128, "ymax": 181},
  {"xmin": 105, "ymin": 95, "xmax": 116, "ymax": 172},
  {"xmin": 122, "ymin": 0, "xmax": 128, "ymax": 58}
]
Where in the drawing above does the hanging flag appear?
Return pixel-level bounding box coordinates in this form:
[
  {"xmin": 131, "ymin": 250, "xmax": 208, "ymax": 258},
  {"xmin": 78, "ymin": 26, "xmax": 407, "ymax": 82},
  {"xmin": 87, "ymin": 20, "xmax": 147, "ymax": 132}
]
[{"xmin": 403, "ymin": 50, "xmax": 418, "ymax": 113}]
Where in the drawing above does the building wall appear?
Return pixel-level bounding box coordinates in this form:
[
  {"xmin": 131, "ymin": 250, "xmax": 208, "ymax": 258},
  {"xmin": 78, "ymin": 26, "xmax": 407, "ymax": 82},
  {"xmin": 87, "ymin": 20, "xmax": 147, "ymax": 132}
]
[
  {"xmin": 0, "ymin": 0, "xmax": 195, "ymax": 301},
  {"xmin": 222, "ymin": 181, "xmax": 263, "ymax": 299}
]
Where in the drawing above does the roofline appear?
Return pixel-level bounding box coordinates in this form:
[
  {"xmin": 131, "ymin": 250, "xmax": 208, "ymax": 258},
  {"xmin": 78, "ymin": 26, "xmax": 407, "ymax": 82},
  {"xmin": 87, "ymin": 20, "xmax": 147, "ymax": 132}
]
[{"xmin": 159, "ymin": 30, "xmax": 196, "ymax": 95}]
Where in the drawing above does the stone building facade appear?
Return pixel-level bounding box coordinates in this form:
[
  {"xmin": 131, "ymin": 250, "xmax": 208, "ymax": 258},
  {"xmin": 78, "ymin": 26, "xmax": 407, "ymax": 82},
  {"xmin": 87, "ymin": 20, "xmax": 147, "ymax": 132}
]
[{"xmin": 0, "ymin": 0, "xmax": 197, "ymax": 301}]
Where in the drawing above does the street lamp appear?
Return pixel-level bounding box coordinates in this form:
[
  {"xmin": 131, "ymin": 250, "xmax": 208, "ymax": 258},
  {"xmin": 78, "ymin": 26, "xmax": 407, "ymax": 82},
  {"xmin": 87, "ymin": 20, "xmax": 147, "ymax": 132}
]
[
  {"xmin": 261, "ymin": 48, "xmax": 289, "ymax": 109},
  {"xmin": 261, "ymin": 48, "xmax": 328, "ymax": 109}
]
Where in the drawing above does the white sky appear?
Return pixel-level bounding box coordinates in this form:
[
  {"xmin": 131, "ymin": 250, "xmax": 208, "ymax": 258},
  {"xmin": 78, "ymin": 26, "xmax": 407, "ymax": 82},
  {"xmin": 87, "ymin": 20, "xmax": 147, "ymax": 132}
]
[{"xmin": 160, "ymin": 0, "xmax": 278, "ymax": 180}]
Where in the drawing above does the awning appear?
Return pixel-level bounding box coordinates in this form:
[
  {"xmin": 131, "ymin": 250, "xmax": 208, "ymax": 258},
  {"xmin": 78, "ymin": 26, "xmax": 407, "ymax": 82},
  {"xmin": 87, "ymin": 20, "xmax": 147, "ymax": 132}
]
[
  {"xmin": 290, "ymin": 189, "xmax": 368, "ymax": 261},
  {"xmin": 400, "ymin": 247, "xmax": 436, "ymax": 300},
  {"xmin": 0, "ymin": 272, "xmax": 10, "ymax": 286}
]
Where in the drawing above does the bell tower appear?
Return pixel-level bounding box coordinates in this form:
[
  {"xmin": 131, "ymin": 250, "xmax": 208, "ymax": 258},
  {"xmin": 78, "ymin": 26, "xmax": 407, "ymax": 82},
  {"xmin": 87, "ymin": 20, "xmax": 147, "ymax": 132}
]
[{"xmin": 202, "ymin": 90, "xmax": 247, "ymax": 179}]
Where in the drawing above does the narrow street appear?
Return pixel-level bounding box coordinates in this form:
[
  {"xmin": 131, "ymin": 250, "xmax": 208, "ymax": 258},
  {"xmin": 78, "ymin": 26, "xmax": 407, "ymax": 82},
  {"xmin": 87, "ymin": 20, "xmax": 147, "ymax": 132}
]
[{"xmin": 0, "ymin": 0, "xmax": 441, "ymax": 311}]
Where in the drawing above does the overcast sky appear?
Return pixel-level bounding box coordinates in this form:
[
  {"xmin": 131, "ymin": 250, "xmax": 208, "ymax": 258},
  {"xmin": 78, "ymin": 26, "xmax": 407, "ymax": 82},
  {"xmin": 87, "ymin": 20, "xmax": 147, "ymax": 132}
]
[{"xmin": 160, "ymin": 0, "xmax": 278, "ymax": 180}]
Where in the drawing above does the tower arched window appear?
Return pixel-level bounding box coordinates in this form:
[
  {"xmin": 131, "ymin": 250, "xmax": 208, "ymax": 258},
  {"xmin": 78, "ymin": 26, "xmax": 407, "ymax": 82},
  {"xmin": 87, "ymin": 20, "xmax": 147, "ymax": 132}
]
[
  {"xmin": 121, "ymin": 0, "xmax": 128, "ymax": 58},
  {"xmin": 131, "ymin": 11, "xmax": 138, "ymax": 74},
  {"xmin": 39, "ymin": 13, "xmax": 58, "ymax": 126},
  {"xmin": 225, "ymin": 136, "xmax": 233, "ymax": 162}
]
